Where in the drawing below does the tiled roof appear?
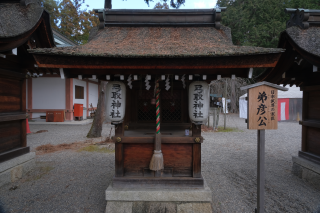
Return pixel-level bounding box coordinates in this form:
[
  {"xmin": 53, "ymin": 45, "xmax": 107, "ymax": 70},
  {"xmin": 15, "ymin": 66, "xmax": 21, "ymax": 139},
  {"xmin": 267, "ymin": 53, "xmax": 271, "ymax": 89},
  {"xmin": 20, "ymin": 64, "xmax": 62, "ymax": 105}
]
[
  {"xmin": 29, "ymin": 26, "xmax": 283, "ymax": 58},
  {"xmin": 0, "ymin": 3, "xmax": 43, "ymax": 38},
  {"xmin": 286, "ymin": 26, "xmax": 320, "ymax": 57}
]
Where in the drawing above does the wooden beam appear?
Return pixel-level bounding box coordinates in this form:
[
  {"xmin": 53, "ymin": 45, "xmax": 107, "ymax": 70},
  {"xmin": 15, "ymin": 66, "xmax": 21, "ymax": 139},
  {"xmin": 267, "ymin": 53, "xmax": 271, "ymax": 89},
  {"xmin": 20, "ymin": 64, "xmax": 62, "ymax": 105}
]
[
  {"xmin": 192, "ymin": 123, "xmax": 201, "ymax": 178},
  {"xmin": 267, "ymin": 44, "xmax": 297, "ymax": 83},
  {"xmin": 299, "ymin": 151, "xmax": 320, "ymax": 165},
  {"xmin": 0, "ymin": 147, "xmax": 30, "ymax": 163},
  {"xmin": 301, "ymin": 90, "xmax": 309, "ymax": 152},
  {"xmin": 45, "ymin": 68, "xmax": 53, "ymax": 75},
  {"xmin": 27, "ymin": 109, "xmax": 73, "ymax": 113},
  {"xmin": 299, "ymin": 120, "xmax": 320, "ymax": 129},
  {"xmin": 67, "ymin": 68, "xmax": 254, "ymax": 75},
  {"xmin": 282, "ymin": 78, "xmax": 292, "ymax": 87},
  {"xmin": 21, "ymin": 119, "xmax": 26, "ymax": 147},
  {"xmin": 112, "ymin": 176, "xmax": 204, "ymax": 189},
  {"xmin": 65, "ymin": 78, "xmax": 73, "ymax": 121},
  {"xmin": 115, "ymin": 123, "xmax": 124, "ymax": 177},
  {"xmin": 86, "ymin": 81, "xmax": 89, "ymax": 117},
  {"xmin": 0, "ymin": 69, "xmax": 26, "ymax": 79},
  {"xmin": 21, "ymin": 78, "xmax": 26, "ymax": 112},
  {"xmin": 117, "ymin": 136, "xmax": 203, "ymax": 143},
  {"xmin": 192, "ymin": 123, "xmax": 201, "ymax": 137},
  {"xmin": 193, "ymin": 143, "xmax": 201, "ymax": 178},
  {"xmin": 27, "ymin": 78, "xmax": 33, "ymax": 118},
  {"xmin": 41, "ymin": 74, "xmax": 60, "ymax": 77},
  {"xmin": 300, "ymin": 85, "xmax": 320, "ymax": 91},
  {"xmin": 0, "ymin": 113, "xmax": 27, "ymax": 122},
  {"xmin": 32, "ymin": 53, "xmax": 281, "ymax": 70},
  {"xmin": 0, "ymin": 58, "xmax": 22, "ymax": 71}
]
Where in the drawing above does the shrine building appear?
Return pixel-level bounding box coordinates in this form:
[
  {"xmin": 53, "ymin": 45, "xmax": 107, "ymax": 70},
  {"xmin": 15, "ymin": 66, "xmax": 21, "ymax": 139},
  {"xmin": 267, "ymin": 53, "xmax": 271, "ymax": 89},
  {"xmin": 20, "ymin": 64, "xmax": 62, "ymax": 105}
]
[{"xmin": 257, "ymin": 8, "xmax": 320, "ymax": 189}]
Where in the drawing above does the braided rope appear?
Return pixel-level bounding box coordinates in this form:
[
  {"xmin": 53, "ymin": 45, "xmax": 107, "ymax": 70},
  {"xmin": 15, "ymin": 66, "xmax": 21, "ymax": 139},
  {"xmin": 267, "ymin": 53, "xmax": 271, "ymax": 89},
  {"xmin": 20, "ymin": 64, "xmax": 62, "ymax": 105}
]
[{"xmin": 156, "ymin": 79, "xmax": 160, "ymax": 134}]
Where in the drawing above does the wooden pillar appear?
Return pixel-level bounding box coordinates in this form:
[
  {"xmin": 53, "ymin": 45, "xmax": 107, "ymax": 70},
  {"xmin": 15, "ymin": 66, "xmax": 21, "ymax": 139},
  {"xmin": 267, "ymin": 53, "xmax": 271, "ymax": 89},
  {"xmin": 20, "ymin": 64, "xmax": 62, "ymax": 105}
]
[
  {"xmin": 192, "ymin": 123, "xmax": 201, "ymax": 178},
  {"xmin": 21, "ymin": 78, "xmax": 26, "ymax": 146},
  {"xmin": 98, "ymin": 81, "xmax": 101, "ymax": 96},
  {"xmin": 115, "ymin": 122, "xmax": 124, "ymax": 177},
  {"xmin": 86, "ymin": 81, "xmax": 89, "ymax": 117},
  {"xmin": 301, "ymin": 90, "xmax": 308, "ymax": 152},
  {"xmin": 65, "ymin": 78, "xmax": 73, "ymax": 121},
  {"xmin": 27, "ymin": 78, "xmax": 32, "ymax": 119}
]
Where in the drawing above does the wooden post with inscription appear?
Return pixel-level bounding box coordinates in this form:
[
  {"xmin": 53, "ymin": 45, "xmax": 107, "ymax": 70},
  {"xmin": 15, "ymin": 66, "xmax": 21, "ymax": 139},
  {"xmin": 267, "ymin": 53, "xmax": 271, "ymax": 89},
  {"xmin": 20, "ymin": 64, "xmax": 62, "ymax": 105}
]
[{"xmin": 241, "ymin": 82, "xmax": 288, "ymax": 213}]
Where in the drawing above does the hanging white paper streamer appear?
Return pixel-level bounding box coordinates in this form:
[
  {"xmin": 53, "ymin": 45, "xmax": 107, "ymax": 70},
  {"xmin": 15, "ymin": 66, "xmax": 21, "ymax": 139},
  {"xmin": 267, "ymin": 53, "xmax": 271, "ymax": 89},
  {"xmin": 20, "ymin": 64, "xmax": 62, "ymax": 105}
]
[
  {"xmin": 165, "ymin": 75, "xmax": 170, "ymax": 91},
  {"xmin": 127, "ymin": 74, "xmax": 132, "ymax": 89},
  {"xmin": 145, "ymin": 75, "xmax": 151, "ymax": 90},
  {"xmin": 181, "ymin": 74, "xmax": 186, "ymax": 89}
]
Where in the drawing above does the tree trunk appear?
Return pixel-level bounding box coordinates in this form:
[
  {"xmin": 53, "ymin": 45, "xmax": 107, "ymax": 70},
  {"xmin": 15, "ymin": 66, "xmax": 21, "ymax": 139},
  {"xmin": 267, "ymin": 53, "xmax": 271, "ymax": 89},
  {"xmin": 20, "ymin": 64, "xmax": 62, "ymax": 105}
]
[{"xmin": 87, "ymin": 81, "xmax": 106, "ymax": 138}]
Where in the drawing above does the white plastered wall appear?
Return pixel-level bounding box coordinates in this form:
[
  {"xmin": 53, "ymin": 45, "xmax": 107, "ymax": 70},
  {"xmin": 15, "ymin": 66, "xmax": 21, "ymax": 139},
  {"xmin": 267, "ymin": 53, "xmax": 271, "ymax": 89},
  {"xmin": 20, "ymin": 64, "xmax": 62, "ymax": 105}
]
[
  {"xmin": 73, "ymin": 79, "xmax": 87, "ymax": 119},
  {"xmin": 88, "ymin": 82, "xmax": 99, "ymax": 107},
  {"xmin": 32, "ymin": 77, "xmax": 66, "ymax": 118}
]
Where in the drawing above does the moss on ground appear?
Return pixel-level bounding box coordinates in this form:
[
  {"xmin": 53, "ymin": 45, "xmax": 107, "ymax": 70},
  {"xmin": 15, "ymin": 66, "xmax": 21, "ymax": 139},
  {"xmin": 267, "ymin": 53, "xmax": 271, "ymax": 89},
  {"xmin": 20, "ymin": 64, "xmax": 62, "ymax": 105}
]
[
  {"xmin": 24, "ymin": 165, "xmax": 54, "ymax": 182},
  {"xmin": 78, "ymin": 145, "xmax": 115, "ymax": 153},
  {"xmin": 217, "ymin": 127, "xmax": 244, "ymax": 132}
]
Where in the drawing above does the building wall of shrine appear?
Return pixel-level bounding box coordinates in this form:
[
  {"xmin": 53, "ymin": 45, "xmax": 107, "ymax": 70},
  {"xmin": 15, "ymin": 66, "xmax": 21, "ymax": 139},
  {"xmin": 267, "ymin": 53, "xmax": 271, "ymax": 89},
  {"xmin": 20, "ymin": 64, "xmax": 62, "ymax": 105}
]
[
  {"xmin": 73, "ymin": 79, "xmax": 87, "ymax": 110},
  {"xmin": 26, "ymin": 77, "xmax": 98, "ymax": 120},
  {"xmin": 31, "ymin": 77, "xmax": 66, "ymax": 118},
  {"xmin": 88, "ymin": 82, "xmax": 99, "ymax": 108}
]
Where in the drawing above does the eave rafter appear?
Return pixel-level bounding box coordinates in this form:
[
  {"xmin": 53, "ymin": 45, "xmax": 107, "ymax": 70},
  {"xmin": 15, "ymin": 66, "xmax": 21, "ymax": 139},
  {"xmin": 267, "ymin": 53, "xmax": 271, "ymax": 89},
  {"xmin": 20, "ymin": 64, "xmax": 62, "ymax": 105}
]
[{"xmin": 32, "ymin": 53, "xmax": 281, "ymax": 76}]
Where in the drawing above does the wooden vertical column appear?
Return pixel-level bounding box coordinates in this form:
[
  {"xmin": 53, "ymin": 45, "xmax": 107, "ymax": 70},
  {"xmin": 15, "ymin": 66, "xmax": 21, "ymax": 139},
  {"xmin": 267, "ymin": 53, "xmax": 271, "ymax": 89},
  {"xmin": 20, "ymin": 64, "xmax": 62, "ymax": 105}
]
[
  {"xmin": 21, "ymin": 78, "xmax": 26, "ymax": 147},
  {"xmin": 301, "ymin": 90, "xmax": 308, "ymax": 152},
  {"xmin": 192, "ymin": 123, "xmax": 201, "ymax": 178},
  {"xmin": 115, "ymin": 122, "xmax": 124, "ymax": 177},
  {"xmin": 27, "ymin": 78, "xmax": 32, "ymax": 119},
  {"xmin": 86, "ymin": 81, "xmax": 89, "ymax": 117},
  {"xmin": 65, "ymin": 78, "xmax": 73, "ymax": 121}
]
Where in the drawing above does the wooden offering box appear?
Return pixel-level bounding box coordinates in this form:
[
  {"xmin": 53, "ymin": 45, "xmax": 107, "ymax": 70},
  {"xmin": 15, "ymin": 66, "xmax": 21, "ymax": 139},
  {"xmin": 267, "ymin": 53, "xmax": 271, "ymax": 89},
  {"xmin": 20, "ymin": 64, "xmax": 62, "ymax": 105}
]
[{"xmin": 112, "ymin": 81, "xmax": 204, "ymax": 189}]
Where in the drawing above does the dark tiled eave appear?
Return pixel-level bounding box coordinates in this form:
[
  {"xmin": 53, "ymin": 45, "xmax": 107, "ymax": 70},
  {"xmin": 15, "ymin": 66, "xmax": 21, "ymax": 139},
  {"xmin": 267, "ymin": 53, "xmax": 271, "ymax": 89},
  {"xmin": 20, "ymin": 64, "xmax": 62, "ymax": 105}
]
[{"xmin": 94, "ymin": 8, "xmax": 226, "ymax": 29}]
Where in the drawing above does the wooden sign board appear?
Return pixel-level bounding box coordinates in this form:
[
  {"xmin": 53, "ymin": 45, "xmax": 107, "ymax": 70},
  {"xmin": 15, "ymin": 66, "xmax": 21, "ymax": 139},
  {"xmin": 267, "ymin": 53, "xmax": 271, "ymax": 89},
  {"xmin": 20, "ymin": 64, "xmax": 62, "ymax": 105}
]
[{"xmin": 247, "ymin": 85, "xmax": 278, "ymax": 130}]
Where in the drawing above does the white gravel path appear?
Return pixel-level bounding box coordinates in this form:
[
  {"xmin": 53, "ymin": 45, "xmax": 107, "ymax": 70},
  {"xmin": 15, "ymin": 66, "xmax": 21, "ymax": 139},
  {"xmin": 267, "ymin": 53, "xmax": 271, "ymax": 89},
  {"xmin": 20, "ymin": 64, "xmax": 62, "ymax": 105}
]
[{"xmin": 0, "ymin": 115, "xmax": 319, "ymax": 213}]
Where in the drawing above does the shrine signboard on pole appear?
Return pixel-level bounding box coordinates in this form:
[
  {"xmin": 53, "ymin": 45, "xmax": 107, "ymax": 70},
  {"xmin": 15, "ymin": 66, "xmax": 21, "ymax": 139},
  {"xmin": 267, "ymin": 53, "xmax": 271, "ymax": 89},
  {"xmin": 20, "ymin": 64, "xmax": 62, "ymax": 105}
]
[
  {"xmin": 241, "ymin": 81, "xmax": 288, "ymax": 213},
  {"xmin": 247, "ymin": 85, "xmax": 279, "ymax": 130}
]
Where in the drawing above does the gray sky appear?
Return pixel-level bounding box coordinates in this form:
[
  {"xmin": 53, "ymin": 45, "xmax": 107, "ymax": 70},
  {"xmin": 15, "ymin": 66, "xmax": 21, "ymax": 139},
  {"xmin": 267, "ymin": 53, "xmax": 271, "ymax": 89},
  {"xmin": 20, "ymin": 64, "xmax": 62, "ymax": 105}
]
[{"xmin": 83, "ymin": 0, "xmax": 218, "ymax": 10}]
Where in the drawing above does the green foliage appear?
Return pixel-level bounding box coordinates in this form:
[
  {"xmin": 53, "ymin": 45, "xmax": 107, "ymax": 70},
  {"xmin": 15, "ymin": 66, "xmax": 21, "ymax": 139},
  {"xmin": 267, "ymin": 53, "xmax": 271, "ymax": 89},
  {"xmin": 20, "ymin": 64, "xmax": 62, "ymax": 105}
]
[
  {"xmin": 287, "ymin": 0, "xmax": 320, "ymax": 9},
  {"xmin": 43, "ymin": 0, "xmax": 99, "ymax": 45},
  {"xmin": 43, "ymin": 0, "xmax": 60, "ymax": 31},
  {"xmin": 154, "ymin": 2, "xmax": 170, "ymax": 9},
  {"xmin": 216, "ymin": 0, "xmax": 320, "ymax": 48},
  {"xmin": 78, "ymin": 145, "xmax": 115, "ymax": 153},
  {"xmin": 145, "ymin": 0, "xmax": 185, "ymax": 9}
]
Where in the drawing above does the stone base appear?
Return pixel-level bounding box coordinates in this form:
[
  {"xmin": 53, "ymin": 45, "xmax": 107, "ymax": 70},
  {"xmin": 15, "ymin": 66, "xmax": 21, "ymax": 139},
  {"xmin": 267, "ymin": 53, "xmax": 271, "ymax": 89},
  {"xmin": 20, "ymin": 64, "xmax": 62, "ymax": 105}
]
[
  {"xmin": 292, "ymin": 156, "xmax": 320, "ymax": 190},
  {"xmin": 105, "ymin": 179, "xmax": 213, "ymax": 213},
  {"xmin": 0, "ymin": 152, "xmax": 35, "ymax": 188},
  {"xmin": 112, "ymin": 176, "xmax": 204, "ymax": 189}
]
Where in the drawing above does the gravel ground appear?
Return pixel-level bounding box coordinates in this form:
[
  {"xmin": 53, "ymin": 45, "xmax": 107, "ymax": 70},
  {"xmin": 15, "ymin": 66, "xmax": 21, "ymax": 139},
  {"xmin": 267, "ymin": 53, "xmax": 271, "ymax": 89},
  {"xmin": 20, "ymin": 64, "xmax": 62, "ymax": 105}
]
[{"xmin": 0, "ymin": 115, "xmax": 320, "ymax": 213}]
